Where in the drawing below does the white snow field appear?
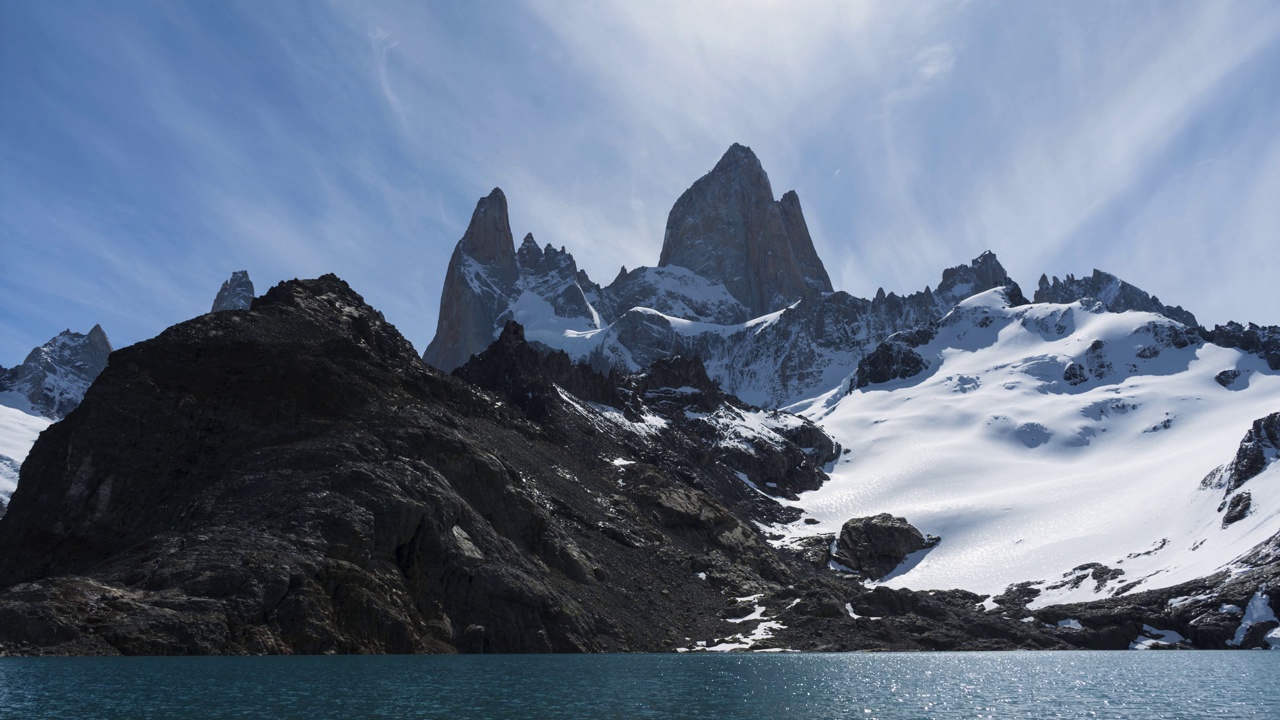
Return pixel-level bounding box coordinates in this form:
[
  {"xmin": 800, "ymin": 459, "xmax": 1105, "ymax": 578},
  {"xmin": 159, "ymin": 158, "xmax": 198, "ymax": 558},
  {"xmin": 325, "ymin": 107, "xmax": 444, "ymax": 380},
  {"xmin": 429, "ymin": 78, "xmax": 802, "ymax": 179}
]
[
  {"xmin": 778, "ymin": 289, "xmax": 1280, "ymax": 605},
  {"xmin": 0, "ymin": 398, "xmax": 53, "ymax": 503}
]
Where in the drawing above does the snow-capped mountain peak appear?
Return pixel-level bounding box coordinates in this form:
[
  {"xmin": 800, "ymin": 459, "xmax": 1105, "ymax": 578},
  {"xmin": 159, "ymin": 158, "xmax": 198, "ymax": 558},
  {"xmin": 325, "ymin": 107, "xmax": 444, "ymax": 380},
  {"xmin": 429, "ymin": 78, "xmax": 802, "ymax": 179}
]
[
  {"xmin": 0, "ymin": 324, "xmax": 112, "ymax": 421},
  {"xmin": 0, "ymin": 325, "xmax": 114, "ymax": 510}
]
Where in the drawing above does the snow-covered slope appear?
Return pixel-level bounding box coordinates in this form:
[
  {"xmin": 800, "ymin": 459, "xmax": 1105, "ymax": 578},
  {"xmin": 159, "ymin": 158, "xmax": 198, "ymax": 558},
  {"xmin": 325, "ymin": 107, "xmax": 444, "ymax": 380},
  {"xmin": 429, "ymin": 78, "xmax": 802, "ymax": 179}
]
[
  {"xmin": 0, "ymin": 402, "xmax": 51, "ymax": 509},
  {"xmin": 780, "ymin": 288, "xmax": 1279, "ymax": 606}
]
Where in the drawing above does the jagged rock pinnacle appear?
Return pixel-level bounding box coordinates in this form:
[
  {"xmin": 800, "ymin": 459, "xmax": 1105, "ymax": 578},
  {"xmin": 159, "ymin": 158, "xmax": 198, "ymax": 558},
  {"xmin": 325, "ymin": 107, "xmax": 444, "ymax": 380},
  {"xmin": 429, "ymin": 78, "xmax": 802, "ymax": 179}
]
[
  {"xmin": 658, "ymin": 144, "xmax": 833, "ymax": 316},
  {"xmin": 211, "ymin": 270, "xmax": 255, "ymax": 312},
  {"xmin": 423, "ymin": 189, "xmax": 521, "ymax": 371}
]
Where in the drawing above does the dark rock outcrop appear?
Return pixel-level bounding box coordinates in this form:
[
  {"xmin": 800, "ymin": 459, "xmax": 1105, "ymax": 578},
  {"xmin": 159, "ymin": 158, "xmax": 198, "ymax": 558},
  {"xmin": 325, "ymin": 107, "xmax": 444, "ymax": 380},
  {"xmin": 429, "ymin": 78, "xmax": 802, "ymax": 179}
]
[
  {"xmin": 1031, "ymin": 562, "xmax": 1280, "ymax": 650},
  {"xmin": 1222, "ymin": 492, "xmax": 1252, "ymax": 527},
  {"xmin": 1224, "ymin": 413, "xmax": 1280, "ymax": 492},
  {"xmin": 851, "ymin": 327, "xmax": 936, "ymax": 390},
  {"xmin": 456, "ymin": 321, "xmax": 839, "ymax": 503},
  {"xmin": 1203, "ymin": 412, "xmax": 1280, "ymax": 497},
  {"xmin": 1034, "ymin": 270, "xmax": 1196, "ymax": 326},
  {"xmin": 1215, "ymin": 370, "xmax": 1242, "ymax": 388},
  {"xmin": 211, "ymin": 270, "xmax": 255, "ymax": 312},
  {"xmin": 658, "ymin": 144, "xmax": 832, "ymax": 317},
  {"xmin": 832, "ymin": 514, "xmax": 938, "ymax": 580},
  {"xmin": 0, "ymin": 325, "xmax": 112, "ymax": 420},
  {"xmin": 1201, "ymin": 322, "xmax": 1280, "ymax": 371}
]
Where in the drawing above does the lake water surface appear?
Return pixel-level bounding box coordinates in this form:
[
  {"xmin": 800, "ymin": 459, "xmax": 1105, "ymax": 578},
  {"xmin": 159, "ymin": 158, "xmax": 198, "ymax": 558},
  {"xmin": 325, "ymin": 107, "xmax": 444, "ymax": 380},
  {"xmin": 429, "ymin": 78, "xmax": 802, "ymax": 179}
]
[{"xmin": 0, "ymin": 651, "xmax": 1276, "ymax": 719}]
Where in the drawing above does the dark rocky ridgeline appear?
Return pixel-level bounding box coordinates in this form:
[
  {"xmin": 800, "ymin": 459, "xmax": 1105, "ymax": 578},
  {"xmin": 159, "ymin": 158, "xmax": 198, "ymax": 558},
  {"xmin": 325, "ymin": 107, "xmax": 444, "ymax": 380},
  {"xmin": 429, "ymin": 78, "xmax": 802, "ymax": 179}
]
[
  {"xmin": 0, "ymin": 275, "xmax": 1079, "ymax": 655},
  {"xmin": 1201, "ymin": 322, "xmax": 1280, "ymax": 371},
  {"xmin": 1034, "ymin": 269, "xmax": 1197, "ymax": 327}
]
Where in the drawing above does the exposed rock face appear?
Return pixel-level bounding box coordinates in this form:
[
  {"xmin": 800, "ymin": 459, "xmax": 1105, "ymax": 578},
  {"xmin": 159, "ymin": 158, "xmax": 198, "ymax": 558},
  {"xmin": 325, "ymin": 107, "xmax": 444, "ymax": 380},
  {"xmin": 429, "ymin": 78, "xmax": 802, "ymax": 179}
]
[
  {"xmin": 1029, "ymin": 560, "xmax": 1280, "ymax": 650},
  {"xmin": 211, "ymin": 270, "xmax": 255, "ymax": 312},
  {"xmin": 423, "ymin": 189, "xmax": 522, "ymax": 371},
  {"xmin": 1034, "ymin": 270, "xmax": 1196, "ymax": 327},
  {"xmin": 423, "ymin": 191, "xmax": 600, "ymax": 372},
  {"xmin": 0, "ymin": 325, "xmax": 112, "ymax": 420},
  {"xmin": 1225, "ymin": 413, "xmax": 1280, "ymax": 491},
  {"xmin": 1222, "ymin": 492, "xmax": 1252, "ymax": 527},
  {"xmin": 833, "ymin": 514, "xmax": 937, "ymax": 580},
  {"xmin": 852, "ymin": 327, "xmax": 936, "ymax": 390},
  {"xmin": 515, "ymin": 234, "xmax": 598, "ymax": 324},
  {"xmin": 658, "ymin": 144, "xmax": 832, "ymax": 317},
  {"xmin": 1201, "ymin": 322, "xmax": 1280, "ymax": 371},
  {"xmin": 1203, "ymin": 412, "xmax": 1280, "ymax": 497},
  {"xmin": 943, "ymin": 252, "xmax": 1029, "ymax": 307}
]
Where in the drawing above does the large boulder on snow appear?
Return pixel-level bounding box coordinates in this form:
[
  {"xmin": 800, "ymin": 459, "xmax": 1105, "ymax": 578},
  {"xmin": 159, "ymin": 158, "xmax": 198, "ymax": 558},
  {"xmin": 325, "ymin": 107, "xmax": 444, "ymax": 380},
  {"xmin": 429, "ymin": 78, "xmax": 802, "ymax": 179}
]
[{"xmin": 834, "ymin": 514, "xmax": 936, "ymax": 580}]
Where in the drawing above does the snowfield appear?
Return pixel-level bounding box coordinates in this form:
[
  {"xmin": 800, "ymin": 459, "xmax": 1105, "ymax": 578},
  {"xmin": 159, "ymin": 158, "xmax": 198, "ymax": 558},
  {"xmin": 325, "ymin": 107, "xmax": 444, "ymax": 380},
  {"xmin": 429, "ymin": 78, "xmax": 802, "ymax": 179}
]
[
  {"xmin": 783, "ymin": 290, "xmax": 1280, "ymax": 605},
  {"xmin": 0, "ymin": 399, "xmax": 53, "ymax": 503}
]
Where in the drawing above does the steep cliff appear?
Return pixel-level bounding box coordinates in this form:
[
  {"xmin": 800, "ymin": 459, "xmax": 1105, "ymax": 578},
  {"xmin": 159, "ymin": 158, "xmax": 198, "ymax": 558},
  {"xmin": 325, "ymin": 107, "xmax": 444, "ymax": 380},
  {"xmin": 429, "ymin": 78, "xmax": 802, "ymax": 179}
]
[{"xmin": 659, "ymin": 143, "xmax": 832, "ymax": 316}]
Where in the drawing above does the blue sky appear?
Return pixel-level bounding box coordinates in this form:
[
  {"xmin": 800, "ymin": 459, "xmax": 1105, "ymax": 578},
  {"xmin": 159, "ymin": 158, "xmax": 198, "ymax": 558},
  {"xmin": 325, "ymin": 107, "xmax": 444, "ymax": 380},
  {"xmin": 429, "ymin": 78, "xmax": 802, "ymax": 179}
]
[{"xmin": 3, "ymin": 1, "xmax": 1279, "ymax": 361}]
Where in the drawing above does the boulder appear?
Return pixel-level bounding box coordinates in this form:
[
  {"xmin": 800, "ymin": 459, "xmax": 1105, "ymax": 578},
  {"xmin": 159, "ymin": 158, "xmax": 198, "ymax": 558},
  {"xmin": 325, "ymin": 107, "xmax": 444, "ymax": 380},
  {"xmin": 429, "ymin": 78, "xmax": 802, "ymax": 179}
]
[{"xmin": 833, "ymin": 514, "xmax": 937, "ymax": 580}]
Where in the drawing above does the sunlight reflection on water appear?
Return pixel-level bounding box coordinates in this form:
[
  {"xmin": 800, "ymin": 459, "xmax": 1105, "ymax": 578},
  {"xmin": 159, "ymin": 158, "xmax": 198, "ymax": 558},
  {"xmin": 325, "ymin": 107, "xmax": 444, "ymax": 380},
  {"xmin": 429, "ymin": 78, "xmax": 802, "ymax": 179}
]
[{"xmin": 0, "ymin": 651, "xmax": 1275, "ymax": 719}]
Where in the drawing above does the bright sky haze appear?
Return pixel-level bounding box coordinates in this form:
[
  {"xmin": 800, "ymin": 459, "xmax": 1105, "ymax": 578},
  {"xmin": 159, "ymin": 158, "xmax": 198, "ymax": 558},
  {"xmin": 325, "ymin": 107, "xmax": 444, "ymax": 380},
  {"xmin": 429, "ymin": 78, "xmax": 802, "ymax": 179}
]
[{"xmin": 3, "ymin": 1, "xmax": 1279, "ymax": 362}]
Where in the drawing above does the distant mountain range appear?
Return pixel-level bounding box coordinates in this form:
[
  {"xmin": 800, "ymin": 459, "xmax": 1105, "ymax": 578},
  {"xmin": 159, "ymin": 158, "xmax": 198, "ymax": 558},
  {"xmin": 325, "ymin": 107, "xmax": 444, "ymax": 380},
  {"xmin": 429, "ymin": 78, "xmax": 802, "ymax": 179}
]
[
  {"xmin": 0, "ymin": 148, "xmax": 1275, "ymax": 654},
  {"xmin": 417, "ymin": 143, "xmax": 1279, "ymax": 648}
]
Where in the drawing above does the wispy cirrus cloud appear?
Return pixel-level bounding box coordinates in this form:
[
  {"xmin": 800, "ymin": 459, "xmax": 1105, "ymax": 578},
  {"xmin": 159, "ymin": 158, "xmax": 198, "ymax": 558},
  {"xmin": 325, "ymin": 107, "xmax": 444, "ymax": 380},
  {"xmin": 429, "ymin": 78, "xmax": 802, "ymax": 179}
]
[{"xmin": 2, "ymin": 0, "xmax": 1278, "ymax": 363}]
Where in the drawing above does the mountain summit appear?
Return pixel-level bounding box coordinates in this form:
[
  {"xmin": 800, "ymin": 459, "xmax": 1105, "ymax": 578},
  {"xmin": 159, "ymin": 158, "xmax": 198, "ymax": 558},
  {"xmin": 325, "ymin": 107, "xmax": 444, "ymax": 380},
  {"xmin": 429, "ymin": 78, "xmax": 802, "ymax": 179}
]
[
  {"xmin": 659, "ymin": 144, "xmax": 832, "ymax": 316},
  {"xmin": 0, "ymin": 325, "xmax": 112, "ymax": 420},
  {"xmin": 423, "ymin": 188, "xmax": 525, "ymax": 371}
]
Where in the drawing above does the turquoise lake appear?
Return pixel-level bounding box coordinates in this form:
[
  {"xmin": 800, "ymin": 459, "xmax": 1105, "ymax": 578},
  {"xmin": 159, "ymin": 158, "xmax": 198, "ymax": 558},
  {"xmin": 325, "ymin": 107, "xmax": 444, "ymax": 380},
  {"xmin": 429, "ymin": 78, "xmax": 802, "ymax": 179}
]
[{"xmin": 0, "ymin": 652, "xmax": 1276, "ymax": 719}]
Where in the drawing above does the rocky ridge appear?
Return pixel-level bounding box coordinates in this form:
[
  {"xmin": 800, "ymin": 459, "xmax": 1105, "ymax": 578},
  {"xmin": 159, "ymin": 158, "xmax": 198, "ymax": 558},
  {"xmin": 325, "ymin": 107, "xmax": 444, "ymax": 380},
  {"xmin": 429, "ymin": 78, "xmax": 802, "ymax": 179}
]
[{"xmin": 1034, "ymin": 270, "xmax": 1197, "ymax": 327}]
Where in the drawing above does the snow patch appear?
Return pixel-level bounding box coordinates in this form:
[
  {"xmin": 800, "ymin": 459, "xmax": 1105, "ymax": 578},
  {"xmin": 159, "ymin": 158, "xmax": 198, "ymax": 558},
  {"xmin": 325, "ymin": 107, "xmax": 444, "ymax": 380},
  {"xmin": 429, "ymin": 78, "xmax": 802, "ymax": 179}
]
[
  {"xmin": 1130, "ymin": 625, "xmax": 1186, "ymax": 650},
  {"xmin": 1227, "ymin": 586, "xmax": 1279, "ymax": 648}
]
